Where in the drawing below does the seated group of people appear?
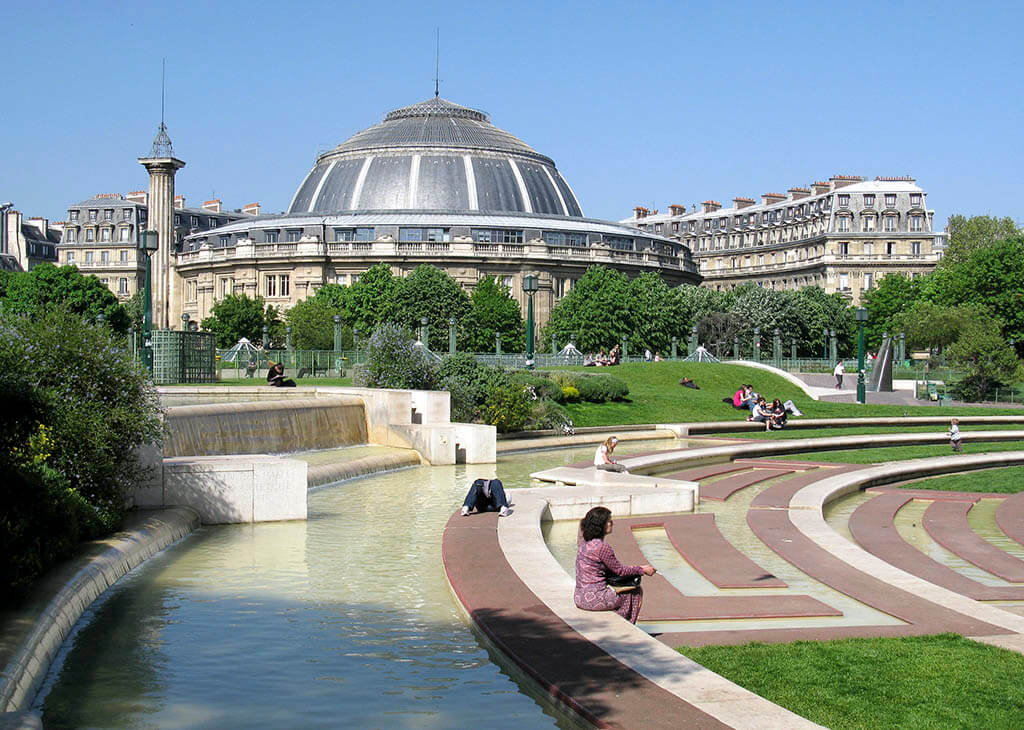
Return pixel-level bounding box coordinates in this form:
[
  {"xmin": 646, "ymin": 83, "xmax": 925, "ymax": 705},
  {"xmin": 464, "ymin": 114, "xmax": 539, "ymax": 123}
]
[
  {"xmin": 583, "ymin": 344, "xmax": 621, "ymax": 367},
  {"xmin": 728, "ymin": 384, "xmax": 802, "ymax": 430}
]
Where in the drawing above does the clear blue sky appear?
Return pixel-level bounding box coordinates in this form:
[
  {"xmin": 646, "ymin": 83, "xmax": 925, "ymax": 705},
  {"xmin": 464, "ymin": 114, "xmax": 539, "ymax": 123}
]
[{"xmin": 3, "ymin": 0, "xmax": 1022, "ymax": 226}]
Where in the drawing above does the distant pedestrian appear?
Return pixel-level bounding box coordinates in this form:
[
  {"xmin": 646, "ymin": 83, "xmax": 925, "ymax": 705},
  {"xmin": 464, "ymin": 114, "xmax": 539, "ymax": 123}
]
[
  {"xmin": 948, "ymin": 419, "xmax": 963, "ymax": 453},
  {"xmin": 833, "ymin": 360, "xmax": 845, "ymax": 389}
]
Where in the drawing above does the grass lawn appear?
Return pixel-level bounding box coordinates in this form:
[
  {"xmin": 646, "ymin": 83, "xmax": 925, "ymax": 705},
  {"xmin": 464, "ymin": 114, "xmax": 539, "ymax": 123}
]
[
  {"xmin": 554, "ymin": 362, "xmax": 1024, "ymax": 427},
  {"xmin": 894, "ymin": 465, "xmax": 1024, "ymax": 494},
  {"xmin": 730, "ymin": 423, "xmax": 1024, "ymax": 439},
  {"xmin": 683, "ymin": 634, "xmax": 1024, "ymax": 730}
]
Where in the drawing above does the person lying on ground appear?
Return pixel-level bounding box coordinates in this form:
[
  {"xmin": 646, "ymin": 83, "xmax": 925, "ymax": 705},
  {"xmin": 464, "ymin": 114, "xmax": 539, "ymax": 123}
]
[
  {"xmin": 679, "ymin": 377, "xmax": 700, "ymax": 389},
  {"xmin": 460, "ymin": 478, "xmax": 510, "ymax": 517}
]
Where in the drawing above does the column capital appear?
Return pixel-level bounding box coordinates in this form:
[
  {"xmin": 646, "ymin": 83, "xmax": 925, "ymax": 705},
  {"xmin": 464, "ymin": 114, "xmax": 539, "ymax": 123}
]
[{"xmin": 138, "ymin": 156, "xmax": 186, "ymax": 172}]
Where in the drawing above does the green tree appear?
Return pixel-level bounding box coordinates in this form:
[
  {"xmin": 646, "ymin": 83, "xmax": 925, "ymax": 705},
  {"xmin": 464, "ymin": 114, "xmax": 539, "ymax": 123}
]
[
  {"xmin": 625, "ymin": 272, "xmax": 689, "ymax": 355},
  {"xmin": 389, "ymin": 265, "xmax": 471, "ymax": 351},
  {"xmin": 927, "ymin": 236, "xmax": 1024, "ymax": 344},
  {"xmin": 947, "ymin": 315, "xmax": 1023, "ymax": 401},
  {"xmin": 791, "ymin": 286, "xmax": 855, "ymax": 357},
  {"xmin": 542, "ymin": 265, "xmax": 631, "ymax": 353},
  {"xmin": 860, "ymin": 274, "xmax": 921, "ymax": 348},
  {"xmin": 201, "ymin": 294, "xmax": 268, "ymax": 348},
  {"xmin": 673, "ymin": 285, "xmax": 734, "ymax": 328},
  {"xmin": 285, "ymin": 295, "xmax": 352, "ymax": 350},
  {"xmin": 0, "ymin": 263, "xmax": 129, "ymax": 334},
  {"xmin": 941, "ymin": 215, "xmax": 1022, "ymax": 267},
  {"xmin": 727, "ymin": 284, "xmax": 815, "ymax": 354},
  {"xmin": 462, "ymin": 276, "xmax": 524, "ymax": 352},
  {"xmin": 342, "ymin": 263, "xmax": 398, "ymax": 334},
  {"xmin": 895, "ymin": 300, "xmax": 970, "ymax": 352}
]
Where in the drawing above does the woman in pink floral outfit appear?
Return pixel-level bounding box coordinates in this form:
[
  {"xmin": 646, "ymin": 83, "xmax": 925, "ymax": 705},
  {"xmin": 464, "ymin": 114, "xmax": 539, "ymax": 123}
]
[{"xmin": 573, "ymin": 506, "xmax": 656, "ymax": 624}]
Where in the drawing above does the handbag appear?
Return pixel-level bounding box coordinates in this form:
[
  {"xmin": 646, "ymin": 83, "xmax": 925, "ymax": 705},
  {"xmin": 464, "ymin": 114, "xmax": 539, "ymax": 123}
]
[{"xmin": 606, "ymin": 572, "xmax": 641, "ymax": 593}]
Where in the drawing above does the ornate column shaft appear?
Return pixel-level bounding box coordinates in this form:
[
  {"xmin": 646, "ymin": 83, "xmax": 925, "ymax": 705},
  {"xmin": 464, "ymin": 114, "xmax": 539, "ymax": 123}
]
[{"xmin": 138, "ymin": 156, "xmax": 185, "ymax": 329}]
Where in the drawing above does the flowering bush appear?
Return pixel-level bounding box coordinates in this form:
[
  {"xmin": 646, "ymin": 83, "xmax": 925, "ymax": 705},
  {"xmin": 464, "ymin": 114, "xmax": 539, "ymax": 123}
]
[
  {"xmin": 482, "ymin": 384, "xmax": 533, "ymax": 433},
  {"xmin": 0, "ymin": 306, "xmax": 162, "ymax": 604},
  {"xmin": 561, "ymin": 385, "xmax": 581, "ymax": 402},
  {"xmin": 353, "ymin": 323, "xmax": 438, "ymax": 390}
]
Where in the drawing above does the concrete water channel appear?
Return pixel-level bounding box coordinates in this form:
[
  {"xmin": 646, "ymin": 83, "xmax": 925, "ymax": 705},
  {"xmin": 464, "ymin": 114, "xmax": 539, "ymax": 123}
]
[{"xmin": 33, "ymin": 431, "xmax": 1024, "ymax": 728}]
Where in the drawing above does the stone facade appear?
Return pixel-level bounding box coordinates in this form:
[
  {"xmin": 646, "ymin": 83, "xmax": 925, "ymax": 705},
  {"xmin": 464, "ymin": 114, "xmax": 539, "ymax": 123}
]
[
  {"xmin": 624, "ymin": 175, "xmax": 945, "ymax": 304},
  {"xmin": 174, "ymin": 214, "xmax": 698, "ymax": 328},
  {"xmin": 1, "ymin": 208, "xmax": 60, "ymax": 271},
  {"xmin": 57, "ymin": 192, "xmax": 252, "ymax": 307}
]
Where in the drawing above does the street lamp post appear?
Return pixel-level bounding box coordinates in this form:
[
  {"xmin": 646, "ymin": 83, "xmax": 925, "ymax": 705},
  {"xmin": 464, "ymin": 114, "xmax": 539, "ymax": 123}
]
[
  {"xmin": 688, "ymin": 325, "xmax": 698, "ymax": 356},
  {"xmin": 137, "ymin": 230, "xmax": 159, "ymax": 373},
  {"xmin": 420, "ymin": 316, "xmax": 429, "ymax": 349},
  {"xmin": 829, "ymin": 329, "xmax": 837, "ymax": 364},
  {"xmin": 333, "ymin": 315, "xmax": 342, "ymax": 352},
  {"xmin": 773, "ymin": 328, "xmax": 781, "ymax": 368},
  {"xmin": 790, "ymin": 337, "xmax": 797, "ymax": 366},
  {"xmin": 671, "ymin": 336, "xmax": 678, "ymax": 360},
  {"xmin": 733, "ymin": 335, "xmax": 740, "ymax": 360},
  {"xmin": 522, "ymin": 274, "xmax": 538, "ymax": 369},
  {"xmin": 262, "ymin": 324, "xmax": 269, "ymax": 350},
  {"xmin": 495, "ymin": 331, "xmax": 502, "ymax": 356},
  {"xmin": 448, "ymin": 317, "xmax": 457, "ymax": 356},
  {"xmin": 855, "ymin": 307, "xmax": 869, "ymax": 404},
  {"xmin": 181, "ymin": 312, "xmax": 190, "ymax": 331},
  {"xmin": 752, "ymin": 327, "xmax": 761, "ymax": 362},
  {"xmin": 822, "ymin": 328, "xmax": 828, "ymax": 361}
]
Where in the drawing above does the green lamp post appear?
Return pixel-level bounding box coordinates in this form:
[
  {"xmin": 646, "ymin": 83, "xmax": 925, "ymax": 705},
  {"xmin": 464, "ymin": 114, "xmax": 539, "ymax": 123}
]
[
  {"xmin": 855, "ymin": 307, "xmax": 869, "ymax": 404},
  {"xmin": 522, "ymin": 274, "xmax": 538, "ymax": 369},
  {"xmin": 137, "ymin": 229, "xmax": 159, "ymax": 373}
]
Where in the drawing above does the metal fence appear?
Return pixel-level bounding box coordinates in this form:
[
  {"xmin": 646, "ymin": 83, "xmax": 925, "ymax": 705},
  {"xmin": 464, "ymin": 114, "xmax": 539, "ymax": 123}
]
[{"xmin": 152, "ymin": 330, "xmax": 217, "ymax": 385}]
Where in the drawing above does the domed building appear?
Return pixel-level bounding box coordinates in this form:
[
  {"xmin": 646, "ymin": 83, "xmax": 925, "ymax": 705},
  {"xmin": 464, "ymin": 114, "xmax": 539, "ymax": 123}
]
[{"xmin": 176, "ymin": 96, "xmax": 700, "ymax": 329}]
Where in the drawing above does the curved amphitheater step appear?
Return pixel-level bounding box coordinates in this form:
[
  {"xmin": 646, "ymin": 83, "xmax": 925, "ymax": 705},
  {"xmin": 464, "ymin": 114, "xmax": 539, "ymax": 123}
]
[{"xmin": 848, "ymin": 490, "xmax": 1024, "ymax": 600}]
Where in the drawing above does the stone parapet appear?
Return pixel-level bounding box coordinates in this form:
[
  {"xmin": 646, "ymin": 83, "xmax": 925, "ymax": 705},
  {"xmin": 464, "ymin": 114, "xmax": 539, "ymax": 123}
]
[{"xmin": 0, "ymin": 508, "xmax": 199, "ymax": 714}]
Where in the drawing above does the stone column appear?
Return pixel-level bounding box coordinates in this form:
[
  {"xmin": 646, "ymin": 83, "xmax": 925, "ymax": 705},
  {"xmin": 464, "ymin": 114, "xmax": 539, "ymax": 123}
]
[{"xmin": 138, "ymin": 156, "xmax": 185, "ymax": 329}]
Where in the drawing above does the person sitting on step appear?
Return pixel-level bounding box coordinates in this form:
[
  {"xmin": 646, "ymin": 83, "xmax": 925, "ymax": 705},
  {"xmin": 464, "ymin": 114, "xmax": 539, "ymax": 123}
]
[{"xmin": 460, "ymin": 478, "xmax": 510, "ymax": 517}]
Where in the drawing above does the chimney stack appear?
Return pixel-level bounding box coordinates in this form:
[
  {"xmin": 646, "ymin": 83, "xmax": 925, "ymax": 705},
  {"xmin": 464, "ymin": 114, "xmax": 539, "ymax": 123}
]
[
  {"xmin": 811, "ymin": 181, "xmax": 831, "ymax": 196},
  {"xmin": 174, "ymin": 194, "xmax": 186, "ymax": 209},
  {"xmin": 788, "ymin": 187, "xmax": 810, "ymax": 200},
  {"xmin": 733, "ymin": 197, "xmax": 756, "ymax": 209},
  {"xmin": 202, "ymin": 199, "xmax": 222, "ymax": 213},
  {"xmin": 668, "ymin": 204, "xmax": 686, "ymax": 216},
  {"xmin": 701, "ymin": 200, "xmax": 722, "ymax": 214},
  {"xmin": 634, "ymin": 206, "xmax": 650, "ymax": 219},
  {"xmin": 243, "ymin": 202, "xmax": 261, "ymax": 216},
  {"xmin": 26, "ymin": 217, "xmax": 49, "ymax": 236},
  {"xmin": 761, "ymin": 192, "xmax": 786, "ymax": 206},
  {"xmin": 829, "ymin": 175, "xmax": 863, "ymax": 189}
]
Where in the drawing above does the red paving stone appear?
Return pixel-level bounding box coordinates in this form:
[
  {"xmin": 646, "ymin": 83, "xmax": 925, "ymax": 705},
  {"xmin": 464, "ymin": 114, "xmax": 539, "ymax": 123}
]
[
  {"xmin": 700, "ymin": 468, "xmax": 795, "ymax": 501},
  {"xmin": 749, "ymin": 464, "xmax": 866, "ymax": 508},
  {"xmin": 924, "ymin": 500, "xmax": 1024, "ymax": 582},
  {"xmin": 442, "ymin": 512, "xmax": 728, "ymax": 729},
  {"xmin": 748, "ymin": 486, "xmax": 1014, "ymax": 636},
  {"xmin": 658, "ymin": 514, "xmax": 786, "ymax": 588},
  {"xmin": 848, "ymin": 492, "xmax": 1024, "ymax": 600},
  {"xmin": 996, "ymin": 492, "xmax": 1024, "ymax": 549},
  {"xmin": 662, "ymin": 464, "xmax": 749, "ymax": 482},
  {"xmin": 607, "ymin": 518, "xmax": 840, "ymax": 621}
]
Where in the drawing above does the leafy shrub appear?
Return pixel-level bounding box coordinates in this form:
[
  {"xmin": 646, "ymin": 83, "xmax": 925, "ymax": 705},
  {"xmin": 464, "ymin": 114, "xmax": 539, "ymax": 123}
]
[
  {"xmin": 575, "ymin": 373, "xmax": 630, "ymax": 403},
  {"xmin": 546, "ymin": 371, "xmax": 581, "ymax": 390},
  {"xmin": 527, "ymin": 399, "xmax": 572, "ymax": 430},
  {"xmin": 0, "ymin": 309, "xmax": 159, "ymax": 605},
  {"xmin": 482, "ymin": 385, "xmax": 533, "ymax": 433},
  {"xmin": 1, "ymin": 307, "xmax": 162, "ymax": 524},
  {"xmin": 561, "ymin": 385, "xmax": 581, "ymax": 402},
  {"xmin": 509, "ymin": 371, "xmax": 563, "ymax": 402},
  {"xmin": 354, "ymin": 322, "xmax": 437, "ymax": 390}
]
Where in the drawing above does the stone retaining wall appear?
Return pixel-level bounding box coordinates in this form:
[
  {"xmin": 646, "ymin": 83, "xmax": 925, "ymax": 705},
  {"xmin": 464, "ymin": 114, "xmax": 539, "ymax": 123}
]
[{"xmin": 0, "ymin": 508, "xmax": 200, "ymax": 715}]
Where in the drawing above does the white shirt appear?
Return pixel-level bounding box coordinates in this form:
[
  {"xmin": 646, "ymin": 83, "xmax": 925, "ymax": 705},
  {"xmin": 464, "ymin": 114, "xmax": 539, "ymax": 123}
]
[
  {"xmin": 834, "ymin": 362, "xmax": 845, "ymax": 376},
  {"xmin": 594, "ymin": 444, "xmax": 610, "ymax": 466}
]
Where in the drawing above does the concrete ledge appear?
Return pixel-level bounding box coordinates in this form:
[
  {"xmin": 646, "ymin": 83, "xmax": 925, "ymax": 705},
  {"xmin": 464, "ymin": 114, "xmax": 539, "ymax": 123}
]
[
  {"xmin": 499, "ymin": 428, "xmax": 677, "ymax": 453},
  {"xmin": 0, "ymin": 508, "xmax": 200, "ymax": 713},
  {"xmin": 307, "ymin": 451, "xmax": 422, "ymax": 487},
  {"xmin": 136, "ymin": 455, "xmax": 308, "ymax": 523},
  {"xmin": 527, "ymin": 468, "xmax": 698, "ymax": 512},
  {"xmin": 666, "ymin": 415, "xmax": 1024, "ymax": 437}
]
